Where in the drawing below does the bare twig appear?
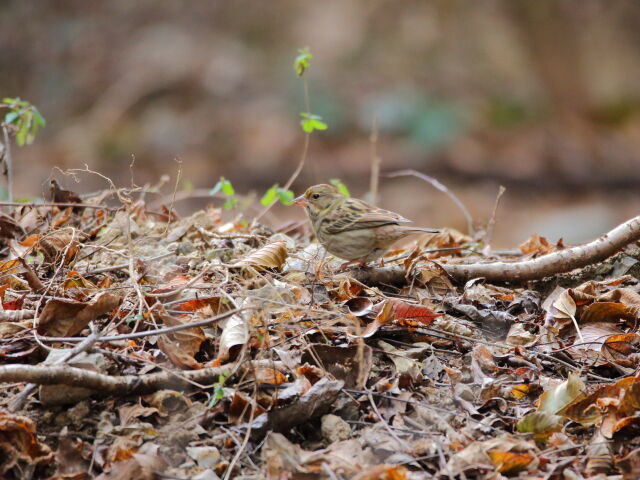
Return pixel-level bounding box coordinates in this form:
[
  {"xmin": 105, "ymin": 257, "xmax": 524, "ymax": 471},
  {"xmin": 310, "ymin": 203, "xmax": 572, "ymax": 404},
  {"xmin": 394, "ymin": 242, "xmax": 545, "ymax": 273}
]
[
  {"xmin": 367, "ymin": 390, "xmax": 411, "ymax": 450},
  {"xmin": 255, "ymin": 76, "xmax": 312, "ymax": 221},
  {"xmin": 483, "ymin": 185, "xmax": 506, "ymax": 253},
  {"xmin": 223, "ymin": 384, "xmax": 256, "ymax": 480},
  {"xmin": 369, "ymin": 114, "xmax": 381, "ymax": 203},
  {"xmin": 39, "ymin": 307, "xmax": 245, "ymax": 343},
  {"xmin": 0, "ymin": 201, "xmax": 119, "ymax": 211},
  {"xmin": 144, "ymin": 266, "xmax": 212, "ymax": 298},
  {"xmin": 386, "ymin": 169, "xmax": 474, "ymax": 236},
  {"xmin": 162, "ymin": 157, "xmax": 182, "ymax": 236},
  {"xmin": 2, "ymin": 126, "xmax": 13, "ymax": 203},
  {"xmin": 83, "ymin": 251, "xmax": 175, "ymax": 275}
]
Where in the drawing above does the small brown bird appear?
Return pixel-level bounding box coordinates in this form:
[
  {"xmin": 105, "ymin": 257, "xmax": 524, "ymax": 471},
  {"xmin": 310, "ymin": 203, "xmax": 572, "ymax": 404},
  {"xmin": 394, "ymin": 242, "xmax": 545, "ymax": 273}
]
[{"xmin": 294, "ymin": 184, "xmax": 439, "ymax": 267}]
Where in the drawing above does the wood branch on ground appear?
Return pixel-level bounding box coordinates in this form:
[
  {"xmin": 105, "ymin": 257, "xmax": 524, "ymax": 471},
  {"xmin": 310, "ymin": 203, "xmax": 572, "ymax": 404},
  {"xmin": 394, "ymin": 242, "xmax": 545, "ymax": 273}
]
[{"xmin": 350, "ymin": 215, "xmax": 640, "ymax": 284}]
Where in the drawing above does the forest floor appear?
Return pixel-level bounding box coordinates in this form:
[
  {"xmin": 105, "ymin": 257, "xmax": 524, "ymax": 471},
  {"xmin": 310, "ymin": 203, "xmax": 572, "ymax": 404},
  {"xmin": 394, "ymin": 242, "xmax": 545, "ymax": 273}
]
[{"xmin": 1, "ymin": 177, "xmax": 640, "ymax": 480}]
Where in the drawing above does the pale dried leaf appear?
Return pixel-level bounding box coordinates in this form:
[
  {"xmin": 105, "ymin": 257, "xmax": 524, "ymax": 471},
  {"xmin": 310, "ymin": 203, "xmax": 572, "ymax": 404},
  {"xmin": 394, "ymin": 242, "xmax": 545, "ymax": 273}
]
[{"xmin": 234, "ymin": 241, "xmax": 288, "ymax": 270}]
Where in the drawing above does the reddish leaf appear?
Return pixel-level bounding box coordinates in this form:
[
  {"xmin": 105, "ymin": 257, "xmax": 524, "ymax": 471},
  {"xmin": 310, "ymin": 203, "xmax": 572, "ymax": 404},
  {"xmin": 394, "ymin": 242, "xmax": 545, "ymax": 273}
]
[
  {"xmin": 385, "ymin": 298, "xmax": 442, "ymax": 326},
  {"xmin": 2, "ymin": 294, "xmax": 25, "ymax": 310}
]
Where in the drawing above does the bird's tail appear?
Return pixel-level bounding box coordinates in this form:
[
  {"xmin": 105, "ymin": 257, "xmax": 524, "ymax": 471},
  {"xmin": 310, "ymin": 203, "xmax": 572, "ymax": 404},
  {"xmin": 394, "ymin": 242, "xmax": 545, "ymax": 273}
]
[{"xmin": 397, "ymin": 226, "xmax": 440, "ymax": 235}]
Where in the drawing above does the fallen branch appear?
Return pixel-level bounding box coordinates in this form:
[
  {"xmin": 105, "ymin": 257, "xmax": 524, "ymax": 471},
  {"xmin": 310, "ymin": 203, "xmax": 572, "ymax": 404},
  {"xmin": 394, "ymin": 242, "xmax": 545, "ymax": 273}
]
[
  {"xmin": 8, "ymin": 323, "xmax": 101, "ymax": 411},
  {"xmin": 0, "ymin": 359, "xmax": 287, "ymax": 398},
  {"xmin": 0, "ymin": 309, "xmax": 35, "ymax": 321},
  {"xmin": 0, "ymin": 363, "xmax": 237, "ymax": 396},
  {"xmin": 351, "ymin": 215, "xmax": 640, "ymax": 284}
]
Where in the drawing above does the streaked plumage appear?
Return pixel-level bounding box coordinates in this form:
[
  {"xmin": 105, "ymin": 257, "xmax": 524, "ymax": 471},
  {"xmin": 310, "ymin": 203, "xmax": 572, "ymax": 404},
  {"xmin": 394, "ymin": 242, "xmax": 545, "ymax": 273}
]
[{"xmin": 293, "ymin": 184, "xmax": 439, "ymax": 266}]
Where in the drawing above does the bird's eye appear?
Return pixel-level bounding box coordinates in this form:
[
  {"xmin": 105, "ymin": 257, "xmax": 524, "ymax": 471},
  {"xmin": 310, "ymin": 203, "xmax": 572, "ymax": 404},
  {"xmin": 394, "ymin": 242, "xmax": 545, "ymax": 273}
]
[{"xmin": 312, "ymin": 193, "xmax": 320, "ymax": 199}]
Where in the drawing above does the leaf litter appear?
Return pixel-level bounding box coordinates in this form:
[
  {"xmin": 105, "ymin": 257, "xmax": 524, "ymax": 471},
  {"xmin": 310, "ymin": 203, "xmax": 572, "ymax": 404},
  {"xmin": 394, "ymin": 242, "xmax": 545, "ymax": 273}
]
[{"xmin": 1, "ymin": 180, "xmax": 640, "ymax": 479}]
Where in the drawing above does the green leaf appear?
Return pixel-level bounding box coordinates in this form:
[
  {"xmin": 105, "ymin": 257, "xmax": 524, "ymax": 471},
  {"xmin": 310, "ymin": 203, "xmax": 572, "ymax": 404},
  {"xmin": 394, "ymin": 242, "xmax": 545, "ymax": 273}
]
[
  {"xmin": 223, "ymin": 198, "xmax": 237, "ymax": 210},
  {"xmin": 210, "ymin": 177, "xmax": 235, "ymax": 197},
  {"xmin": 16, "ymin": 120, "xmax": 29, "ymax": 146},
  {"xmin": 300, "ymin": 112, "xmax": 328, "ymax": 133},
  {"xmin": 330, "ymin": 179, "xmax": 350, "ymax": 197},
  {"xmin": 125, "ymin": 314, "xmax": 144, "ymax": 325},
  {"xmin": 276, "ymin": 188, "xmax": 294, "ymax": 206},
  {"xmin": 33, "ymin": 109, "xmax": 46, "ymax": 126},
  {"xmin": 209, "ymin": 180, "xmax": 222, "ymax": 195},
  {"xmin": 221, "ymin": 178, "xmax": 235, "ymax": 196},
  {"xmin": 261, "ymin": 185, "xmax": 278, "ymax": 206},
  {"xmin": 4, "ymin": 111, "xmax": 17, "ymax": 124},
  {"xmin": 294, "ymin": 47, "xmax": 313, "ymax": 76},
  {"xmin": 2, "ymin": 99, "xmax": 45, "ymax": 145}
]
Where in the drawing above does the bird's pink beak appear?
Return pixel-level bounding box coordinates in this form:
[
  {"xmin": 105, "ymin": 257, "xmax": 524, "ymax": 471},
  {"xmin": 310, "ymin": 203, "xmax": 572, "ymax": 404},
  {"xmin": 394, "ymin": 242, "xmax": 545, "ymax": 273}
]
[{"xmin": 293, "ymin": 195, "xmax": 309, "ymax": 207}]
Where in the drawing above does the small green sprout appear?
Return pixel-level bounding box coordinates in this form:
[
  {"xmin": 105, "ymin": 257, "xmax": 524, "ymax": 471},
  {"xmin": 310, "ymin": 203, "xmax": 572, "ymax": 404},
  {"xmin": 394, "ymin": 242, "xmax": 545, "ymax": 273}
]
[
  {"xmin": 299, "ymin": 112, "xmax": 327, "ymax": 133},
  {"xmin": 2, "ymin": 97, "xmax": 45, "ymax": 146},
  {"xmin": 330, "ymin": 178, "xmax": 350, "ymax": 197},
  {"xmin": 207, "ymin": 373, "xmax": 228, "ymax": 408},
  {"xmin": 294, "ymin": 47, "xmax": 313, "ymax": 76},
  {"xmin": 210, "ymin": 176, "xmax": 238, "ymax": 209},
  {"xmin": 261, "ymin": 184, "xmax": 294, "ymax": 206}
]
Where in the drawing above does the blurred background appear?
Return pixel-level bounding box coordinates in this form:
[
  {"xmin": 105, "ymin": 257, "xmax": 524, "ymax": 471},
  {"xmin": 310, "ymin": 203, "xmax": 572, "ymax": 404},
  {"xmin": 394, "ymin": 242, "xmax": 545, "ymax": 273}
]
[{"xmin": 2, "ymin": 0, "xmax": 640, "ymax": 247}]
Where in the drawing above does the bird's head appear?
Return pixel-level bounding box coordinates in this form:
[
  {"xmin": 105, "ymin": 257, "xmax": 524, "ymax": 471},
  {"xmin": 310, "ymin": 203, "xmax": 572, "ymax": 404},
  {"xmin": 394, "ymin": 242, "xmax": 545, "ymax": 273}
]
[{"xmin": 293, "ymin": 184, "xmax": 343, "ymax": 217}]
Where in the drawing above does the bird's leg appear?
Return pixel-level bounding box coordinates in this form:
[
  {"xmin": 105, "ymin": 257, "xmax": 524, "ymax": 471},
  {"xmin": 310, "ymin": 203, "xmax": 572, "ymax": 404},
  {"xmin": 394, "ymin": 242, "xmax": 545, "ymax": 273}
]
[{"xmin": 337, "ymin": 260, "xmax": 368, "ymax": 272}]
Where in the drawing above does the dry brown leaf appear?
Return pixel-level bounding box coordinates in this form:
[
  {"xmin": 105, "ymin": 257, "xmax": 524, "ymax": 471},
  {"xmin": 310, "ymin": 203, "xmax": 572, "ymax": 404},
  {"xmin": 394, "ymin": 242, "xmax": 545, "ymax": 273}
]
[
  {"xmin": 37, "ymin": 227, "xmax": 84, "ymax": 263},
  {"xmin": 300, "ymin": 343, "xmax": 372, "ymax": 389},
  {"xmin": 487, "ymin": 449, "xmax": 535, "ymax": 475},
  {"xmin": 37, "ymin": 292, "xmax": 121, "ymax": 337},
  {"xmin": 599, "ymin": 287, "xmax": 640, "ymax": 309},
  {"xmin": 408, "ymin": 259, "xmax": 454, "ymax": 297},
  {"xmin": 419, "ymin": 227, "xmax": 471, "ymax": 258},
  {"xmin": 251, "ymin": 367, "xmax": 287, "ymax": 385},
  {"xmin": 143, "ymin": 390, "xmax": 191, "ymax": 415},
  {"xmin": 18, "ymin": 233, "xmax": 40, "ymax": 247},
  {"xmin": 354, "ymin": 465, "xmax": 408, "ymax": 480},
  {"xmin": 0, "ymin": 259, "xmax": 21, "ymax": 288},
  {"xmin": 566, "ymin": 321, "xmax": 620, "ymax": 367},
  {"xmin": 518, "ymin": 233, "xmax": 563, "ymax": 256},
  {"xmin": 96, "ymin": 444, "xmax": 167, "ymax": 480},
  {"xmin": 581, "ymin": 302, "xmax": 638, "ymax": 324},
  {"xmin": 156, "ymin": 311, "xmax": 205, "ymax": 370},
  {"xmin": 234, "ymin": 240, "xmax": 288, "ymax": 270},
  {"xmin": 0, "ymin": 212, "xmax": 23, "ymax": 241},
  {"xmin": 215, "ymin": 311, "xmax": 249, "ymax": 365},
  {"xmin": 63, "ymin": 271, "xmax": 97, "ymax": 292},
  {"xmin": 0, "ymin": 411, "xmax": 54, "ymax": 475}
]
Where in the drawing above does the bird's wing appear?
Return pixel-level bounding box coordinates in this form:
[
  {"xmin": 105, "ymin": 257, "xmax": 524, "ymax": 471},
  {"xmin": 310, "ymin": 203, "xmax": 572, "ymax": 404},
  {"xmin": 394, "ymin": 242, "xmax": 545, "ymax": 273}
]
[{"xmin": 324, "ymin": 198, "xmax": 410, "ymax": 233}]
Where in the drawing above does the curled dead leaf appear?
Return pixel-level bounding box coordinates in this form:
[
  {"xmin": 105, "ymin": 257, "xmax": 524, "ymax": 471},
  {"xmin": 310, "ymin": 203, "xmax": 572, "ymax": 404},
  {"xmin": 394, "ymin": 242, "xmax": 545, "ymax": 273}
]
[
  {"xmin": 345, "ymin": 296, "xmax": 373, "ymax": 317},
  {"xmin": 37, "ymin": 227, "xmax": 85, "ymax": 264},
  {"xmin": 233, "ymin": 241, "xmax": 288, "ymax": 271}
]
